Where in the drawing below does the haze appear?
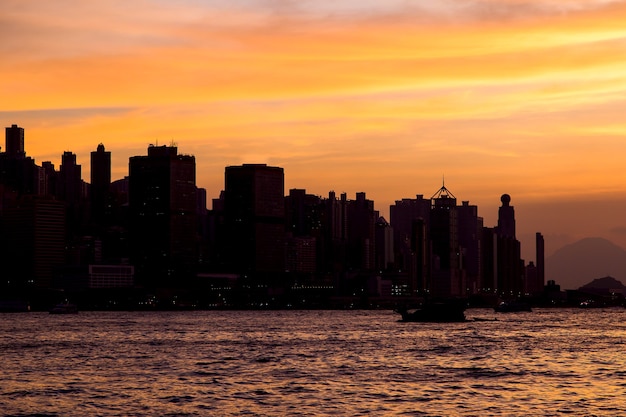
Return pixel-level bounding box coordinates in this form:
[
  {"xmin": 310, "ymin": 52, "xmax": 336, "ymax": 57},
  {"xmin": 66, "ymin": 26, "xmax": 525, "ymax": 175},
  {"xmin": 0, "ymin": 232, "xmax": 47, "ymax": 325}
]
[{"xmin": 3, "ymin": 0, "xmax": 626, "ymax": 261}]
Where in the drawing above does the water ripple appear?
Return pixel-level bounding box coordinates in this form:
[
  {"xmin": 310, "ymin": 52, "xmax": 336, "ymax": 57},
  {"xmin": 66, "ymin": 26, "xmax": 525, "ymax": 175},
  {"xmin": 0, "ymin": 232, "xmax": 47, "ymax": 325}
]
[{"xmin": 1, "ymin": 309, "xmax": 626, "ymax": 416}]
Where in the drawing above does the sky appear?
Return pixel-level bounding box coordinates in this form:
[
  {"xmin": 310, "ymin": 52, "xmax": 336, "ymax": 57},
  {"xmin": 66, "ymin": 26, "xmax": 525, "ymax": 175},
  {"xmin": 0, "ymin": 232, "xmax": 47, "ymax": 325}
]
[{"xmin": 3, "ymin": 0, "xmax": 626, "ymax": 267}]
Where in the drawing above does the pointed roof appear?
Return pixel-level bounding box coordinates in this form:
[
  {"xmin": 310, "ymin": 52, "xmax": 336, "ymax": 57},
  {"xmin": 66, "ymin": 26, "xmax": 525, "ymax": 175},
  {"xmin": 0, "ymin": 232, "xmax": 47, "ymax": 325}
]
[{"xmin": 431, "ymin": 177, "xmax": 456, "ymax": 200}]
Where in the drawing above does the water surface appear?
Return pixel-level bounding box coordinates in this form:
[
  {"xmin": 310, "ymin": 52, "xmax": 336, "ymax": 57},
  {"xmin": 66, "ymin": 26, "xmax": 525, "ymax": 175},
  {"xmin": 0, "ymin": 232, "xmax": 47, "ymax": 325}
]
[{"xmin": 2, "ymin": 308, "xmax": 626, "ymax": 416}]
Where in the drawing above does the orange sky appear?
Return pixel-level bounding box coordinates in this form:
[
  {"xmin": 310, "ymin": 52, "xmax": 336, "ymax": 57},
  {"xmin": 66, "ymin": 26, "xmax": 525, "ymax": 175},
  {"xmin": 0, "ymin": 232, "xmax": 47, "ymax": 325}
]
[{"xmin": 3, "ymin": 0, "xmax": 626, "ymax": 263}]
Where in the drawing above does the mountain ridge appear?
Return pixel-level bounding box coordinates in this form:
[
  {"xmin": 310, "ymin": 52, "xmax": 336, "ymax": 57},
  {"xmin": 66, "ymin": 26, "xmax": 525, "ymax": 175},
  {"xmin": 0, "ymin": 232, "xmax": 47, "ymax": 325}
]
[{"xmin": 545, "ymin": 237, "xmax": 626, "ymax": 290}]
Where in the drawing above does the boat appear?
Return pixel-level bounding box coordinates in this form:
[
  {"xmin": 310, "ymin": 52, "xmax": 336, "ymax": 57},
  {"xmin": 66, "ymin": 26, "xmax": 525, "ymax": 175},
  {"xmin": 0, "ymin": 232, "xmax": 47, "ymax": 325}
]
[
  {"xmin": 395, "ymin": 300, "xmax": 467, "ymax": 322},
  {"xmin": 49, "ymin": 301, "xmax": 78, "ymax": 314},
  {"xmin": 494, "ymin": 300, "xmax": 532, "ymax": 313}
]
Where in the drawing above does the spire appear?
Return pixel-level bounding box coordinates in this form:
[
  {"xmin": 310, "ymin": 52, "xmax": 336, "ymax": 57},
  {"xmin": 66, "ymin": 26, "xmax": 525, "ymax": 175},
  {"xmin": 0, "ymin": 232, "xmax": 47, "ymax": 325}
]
[{"xmin": 431, "ymin": 176, "xmax": 456, "ymax": 200}]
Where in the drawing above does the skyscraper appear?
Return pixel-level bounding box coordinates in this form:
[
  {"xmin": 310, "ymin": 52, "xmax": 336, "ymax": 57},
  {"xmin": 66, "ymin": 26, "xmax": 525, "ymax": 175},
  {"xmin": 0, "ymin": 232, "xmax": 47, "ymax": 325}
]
[
  {"xmin": 497, "ymin": 193, "xmax": 516, "ymax": 238},
  {"xmin": 90, "ymin": 143, "xmax": 111, "ymax": 225},
  {"xmin": 429, "ymin": 184, "xmax": 464, "ymax": 297},
  {"xmin": 390, "ymin": 195, "xmax": 431, "ymax": 293},
  {"xmin": 59, "ymin": 151, "xmax": 82, "ymax": 205},
  {"xmin": 346, "ymin": 192, "xmax": 376, "ymax": 271},
  {"xmin": 5, "ymin": 124, "xmax": 24, "ymax": 157},
  {"xmin": 129, "ymin": 145, "xmax": 197, "ymax": 286},
  {"xmin": 223, "ymin": 164, "xmax": 285, "ymax": 277},
  {"xmin": 495, "ymin": 194, "xmax": 523, "ymax": 296},
  {"xmin": 457, "ymin": 201, "xmax": 483, "ymax": 294},
  {"xmin": 1, "ymin": 124, "xmax": 38, "ymax": 195},
  {"xmin": 1, "ymin": 195, "xmax": 65, "ymax": 289}
]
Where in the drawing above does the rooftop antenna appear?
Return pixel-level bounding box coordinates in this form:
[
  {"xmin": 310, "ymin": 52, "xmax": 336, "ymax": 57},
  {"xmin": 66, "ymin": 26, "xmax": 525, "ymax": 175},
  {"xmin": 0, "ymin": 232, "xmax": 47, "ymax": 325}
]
[{"xmin": 431, "ymin": 174, "xmax": 456, "ymax": 199}]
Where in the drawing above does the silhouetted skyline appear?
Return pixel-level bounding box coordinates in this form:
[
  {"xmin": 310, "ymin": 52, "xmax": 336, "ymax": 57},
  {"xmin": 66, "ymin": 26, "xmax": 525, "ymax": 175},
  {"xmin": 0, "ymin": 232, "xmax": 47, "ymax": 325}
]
[
  {"xmin": 1, "ymin": 125, "xmax": 558, "ymax": 310},
  {"xmin": 3, "ymin": 1, "xmax": 626, "ymax": 262}
]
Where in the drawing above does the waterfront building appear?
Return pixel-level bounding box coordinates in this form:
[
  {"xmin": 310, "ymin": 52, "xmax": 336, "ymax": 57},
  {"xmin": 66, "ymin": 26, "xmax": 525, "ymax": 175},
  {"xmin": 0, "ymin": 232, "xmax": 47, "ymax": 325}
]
[
  {"xmin": 536, "ymin": 232, "xmax": 545, "ymax": 289},
  {"xmin": 525, "ymin": 232, "xmax": 545, "ymax": 295},
  {"xmin": 285, "ymin": 188, "xmax": 323, "ymax": 278},
  {"xmin": 375, "ymin": 216, "xmax": 394, "ymax": 272},
  {"xmin": 0, "ymin": 124, "xmax": 39, "ymax": 196},
  {"xmin": 495, "ymin": 194, "xmax": 523, "ymax": 296},
  {"xmin": 389, "ymin": 195, "xmax": 431, "ymax": 292},
  {"xmin": 128, "ymin": 145, "xmax": 197, "ymax": 286},
  {"xmin": 457, "ymin": 201, "xmax": 483, "ymax": 294},
  {"xmin": 88, "ymin": 264, "xmax": 134, "ymax": 288},
  {"xmin": 346, "ymin": 192, "xmax": 377, "ymax": 272},
  {"xmin": 223, "ymin": 164, "xmax": 285, "ymax": 278},
  {"xmin": 1, "ymin": 195, "xmax": 65, "ymax": 289},
  {"xmin": 90, "ymin": 144, "xmax": 111, "ymax": 226},
  {"xmin": 59, "ymin": 151, "xmax": 83, "ymax": 205},
  {"xmin": 5, "ymin": 124, "xmax": 24, "ymax": 157},
  {"xmin": 429, "ymin": 184, "xmax": 465, "ymax": 297}
]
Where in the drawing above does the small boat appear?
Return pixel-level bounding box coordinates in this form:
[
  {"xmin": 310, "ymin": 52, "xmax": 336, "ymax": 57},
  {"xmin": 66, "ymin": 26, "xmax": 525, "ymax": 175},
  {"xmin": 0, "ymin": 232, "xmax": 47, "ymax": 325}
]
[
  {"xmin": 579, "ymin": 300, "xmax": 603, "ymax": 308},
  {"xmin": 395, "ymin": 300, "xmax": 467, "ymax": 323},
  {"xmin": 494, "ymin": 300, "xmax": 532, "ymax": 313},
  {"xmin": 49, "ymin": 301, "xmax": 78, "ymax": 314}
]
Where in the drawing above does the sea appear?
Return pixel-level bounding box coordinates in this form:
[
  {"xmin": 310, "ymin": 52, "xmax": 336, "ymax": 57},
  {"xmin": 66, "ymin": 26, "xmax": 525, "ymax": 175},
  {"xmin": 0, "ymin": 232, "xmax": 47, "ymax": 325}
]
[{"xmin": 1, "ymin": 308, "xmax": 626, "ymax": 417}]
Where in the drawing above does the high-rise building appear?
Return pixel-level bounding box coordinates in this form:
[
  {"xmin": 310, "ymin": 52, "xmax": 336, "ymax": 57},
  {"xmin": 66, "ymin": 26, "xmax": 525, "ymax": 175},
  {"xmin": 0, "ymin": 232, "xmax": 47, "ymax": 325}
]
[
  {"xmin": 90, "ymin": 144, "xmax": 111, "ymax": 225},
  {"xmin": 525, "ymin": 232, "xmax": 546, "ymax": 295},
  {"xmin": 223, "ymin": 164, "xmax": 285, "ymax": 277},
  {"xmin": 429, "ymin": 184, "xmax": 464, "ymax": 297},
  {"xmin": 457, "ymin": 201, "xmax": 483, "ymax": 294},
  {"xmin": 497, "ymin": 193, "xmax": 516, "ymax": 238},
  {"xmin": 389, "ymin": 195, "xmax": 431, "ymax": 294},
  {"xmin": 59, "ymin": 151, "xmax": 82, "ymax": 204},
  {"xmin": 318, "ymin": 191, "xmax": 348, "ymax": 282},
  {"xmin": 285, "ymin": 189, "xmax": 323, "ymax": 278},
  {"xmin": 1, "ymin": 195, "xmax": 65, "ymax": 289},
  {"xmin": 375, "ymin": 216, "xmax": 394, "ymax": 271},
  {"xmin": 536, "ymin": 232, "xmax": 545, "ymax": 286},
  {"xmin": 0, "ymin": 124, "xmax": 38, "ymax": 196},
  {"xmin": 495, "ymin": 194, "xmax": 523, "ymax": 296},
  {"xmin": 5, "ymin": 124, "xmax": 24, "ymax": 157},
  {"xmin": 129, "ymin": 145, "xmax": 197, "ymax": 286},
  {"xmin": 346, "ymin": 192, "xmax": 376, "ymax": 271},
  {"xmin": 390, "ymin": 196, "xmax": 431, "ymax": 263}
]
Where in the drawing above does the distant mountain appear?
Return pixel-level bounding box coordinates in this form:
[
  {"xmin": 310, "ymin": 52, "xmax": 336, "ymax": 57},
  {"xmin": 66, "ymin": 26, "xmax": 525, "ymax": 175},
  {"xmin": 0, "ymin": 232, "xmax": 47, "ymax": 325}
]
[
  {"xmin": 580, "ymin": 276, "xmax": 626, "ymax": 291},
  {"xmin": 546, "ymin": 237, "xmax": 626, "ymax": 290}
]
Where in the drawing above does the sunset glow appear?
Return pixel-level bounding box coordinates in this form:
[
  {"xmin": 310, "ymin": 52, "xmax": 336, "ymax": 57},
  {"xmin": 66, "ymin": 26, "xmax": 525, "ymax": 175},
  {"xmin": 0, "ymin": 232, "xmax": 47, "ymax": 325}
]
[{"xmin": 3, "ymin": 0, "xmax": 626, "ymax": 257}]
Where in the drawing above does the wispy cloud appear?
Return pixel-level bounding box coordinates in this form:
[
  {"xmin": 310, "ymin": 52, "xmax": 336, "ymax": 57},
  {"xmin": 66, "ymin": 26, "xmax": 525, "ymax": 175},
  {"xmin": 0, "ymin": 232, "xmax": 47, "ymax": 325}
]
[{"xmin": 3, "ymin": 0, "xmax": 626, "ymax": 230}]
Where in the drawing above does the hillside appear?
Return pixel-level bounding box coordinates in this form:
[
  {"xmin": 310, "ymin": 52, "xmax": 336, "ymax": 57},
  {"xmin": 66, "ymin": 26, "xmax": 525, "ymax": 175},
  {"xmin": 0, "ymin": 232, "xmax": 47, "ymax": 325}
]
[{"xmin": 545, "ymin": 237, "xmax": 626, "ymax": 290}]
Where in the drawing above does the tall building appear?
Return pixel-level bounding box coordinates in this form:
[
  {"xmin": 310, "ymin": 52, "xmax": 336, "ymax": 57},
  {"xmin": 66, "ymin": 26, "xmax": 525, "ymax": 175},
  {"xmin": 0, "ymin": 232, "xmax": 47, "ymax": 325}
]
[
  {"xmin": 0, "ymin": 124, "xmax": 38, "ymax": 196},
  {"xmin": 346, "ymin": 192, "xmax": 376, "ymax": 271},
  {"xmin": 223, "ymin": 164, "xmax": 285, "ymax": 278},
  {"xmin": 457, "ymin": 201, "xmax": 483, "ymax": 294},
  {"xmin": 429, "ymin": 184, "xmax": 464, "ymax": 297},
  {"xmin": 375, "ymin": 216, "xmax": 394, "ymax": 271},
  {"xmin": 389, "ymin": 195, "xmax": 431, "ymax": 295},
  {"xmin": 59, "ymin": 151, "xmax": 82, "ymax": 205},
  {"xmin": 536, "ymin": 232, "xmax": 545, "ymax": 287},
  {"xmin": 90, "ymin": 144, "xmax": 111, "ymax": 226},
  {"xmin": 129, "ymin": 145, "xmax": 197, "ymax": 286},
  {"xmin": 285, "ymin": 189, "xmax": 323, "ymax": 278},
  {"xmin": 1, "ymin": 195, "xmax": 65, "ymax": 289},
  {"xmin": 525, "ymin": 232, "xmax": 546, "ymax": 295},
  {"xmin": 495, "ymin": 194, "xmax": 523, "ymax": 296},
  {"xmin": 390, "ymin": 195, "xmax": 431, "ymax": 272},
  {"xmin": 5, "ymin": 124, "xmax": 25, "ymax": 157},
  {"xmin": 318, "ymin": 191, "xmax": 348, "ymax": 283},
  {"xmin": 497, "ymin": 193, "xmax": 516, "ymax": 238}
]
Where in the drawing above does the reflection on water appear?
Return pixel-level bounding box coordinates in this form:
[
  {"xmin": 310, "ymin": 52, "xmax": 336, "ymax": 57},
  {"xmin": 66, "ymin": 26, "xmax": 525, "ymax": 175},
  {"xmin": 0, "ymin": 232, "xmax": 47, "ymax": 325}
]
[{"xmin": 1, "ymin": 308, "xmax": 626, "ymax": 416}]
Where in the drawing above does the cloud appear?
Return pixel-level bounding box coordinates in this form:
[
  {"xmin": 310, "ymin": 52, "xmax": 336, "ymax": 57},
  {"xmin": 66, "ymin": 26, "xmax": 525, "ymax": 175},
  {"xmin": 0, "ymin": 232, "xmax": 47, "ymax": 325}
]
[{"xmin": 3, "ymin": 0, "xmax": 626, "ymax": 240}]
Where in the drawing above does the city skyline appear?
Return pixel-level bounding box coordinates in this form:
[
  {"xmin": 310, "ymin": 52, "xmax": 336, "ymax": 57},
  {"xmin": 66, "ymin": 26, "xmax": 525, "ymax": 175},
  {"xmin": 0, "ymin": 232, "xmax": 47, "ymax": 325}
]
[{"xmin": 3, "ymin": 0, "xmax": 626, "ymax": 259}]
